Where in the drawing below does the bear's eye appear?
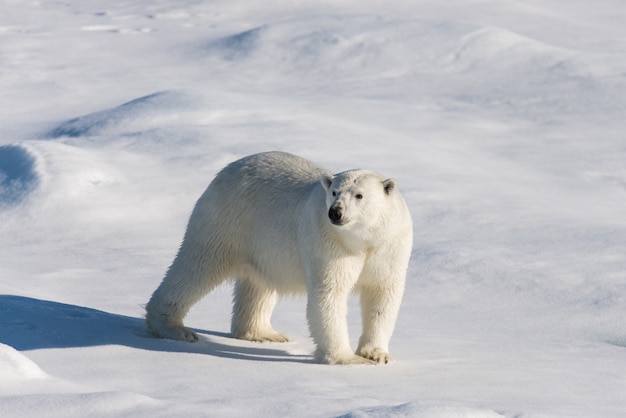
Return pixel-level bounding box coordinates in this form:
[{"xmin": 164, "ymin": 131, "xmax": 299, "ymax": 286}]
[
  {"xmin": 332, "ymin": 191, "xmax": 337, "ymax": 197},
  {"xmin": 355, "ymin": 193, "xmax": 363, "ymax": 200}
]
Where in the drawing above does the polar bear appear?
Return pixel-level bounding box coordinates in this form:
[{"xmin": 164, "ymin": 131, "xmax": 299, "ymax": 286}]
[{"xmin": 146, "ymin": 151, "xmax": 413, "ymax": 365}]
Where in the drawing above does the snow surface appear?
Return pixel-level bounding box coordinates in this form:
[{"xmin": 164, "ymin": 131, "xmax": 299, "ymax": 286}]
[{"xmin": 1, "ymin": 0, "xmax": 626, "ymax": 417}]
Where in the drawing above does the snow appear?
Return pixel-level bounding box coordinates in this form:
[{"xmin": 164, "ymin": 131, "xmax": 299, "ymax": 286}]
[{"xmin": 1, "ymin": 0, "xmax": 625, "ymax": 416}]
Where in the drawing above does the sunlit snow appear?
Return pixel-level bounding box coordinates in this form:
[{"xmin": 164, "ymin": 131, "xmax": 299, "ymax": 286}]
[{"xmin": 1, "ymin": 1, "xmax": 625, "ymax": 417}]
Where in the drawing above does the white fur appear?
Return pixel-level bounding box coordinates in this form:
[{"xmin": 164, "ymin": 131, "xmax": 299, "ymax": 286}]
[{"xmin": 146, "ymin": 151, "xmax": 413, "ymax": 365}]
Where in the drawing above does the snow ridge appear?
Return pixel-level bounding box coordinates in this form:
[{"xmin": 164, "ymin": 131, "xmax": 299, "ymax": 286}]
[{"xmin": 48, "ymin": 91, "xmax": 201, "ymax": 138}]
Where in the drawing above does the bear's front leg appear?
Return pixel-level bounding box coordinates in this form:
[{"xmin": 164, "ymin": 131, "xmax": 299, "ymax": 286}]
[
  {"xmin": 306, "ymin": 287, "xmax": 374, "ymax": 365},
  {"xmin": 306, "ymin": 266, "xmax": 376, "ymax": 365},
  {"xmin": 356, "ymin": 281, "xmax": 405, "ymax": 364}
]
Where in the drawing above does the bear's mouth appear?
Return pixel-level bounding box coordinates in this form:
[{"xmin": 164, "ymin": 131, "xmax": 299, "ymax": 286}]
[
  {"xmin": 329, "ymin": 217, "xmax": 349, "ymax": 226},
  {"xmin": 328, "ymin": 216, "xmax": 350, "ymax": 226}
]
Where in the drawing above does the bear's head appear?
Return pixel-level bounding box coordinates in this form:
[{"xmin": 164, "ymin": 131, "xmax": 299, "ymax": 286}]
[{"xmin": 320, "ymin": 170, "xmax": 397, "ymax": 230}]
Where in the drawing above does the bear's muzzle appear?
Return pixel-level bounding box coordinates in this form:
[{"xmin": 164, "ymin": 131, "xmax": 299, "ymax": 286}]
[{"xmin": 328, "ymin": 206, "xmax": 345, "ymax": 225}]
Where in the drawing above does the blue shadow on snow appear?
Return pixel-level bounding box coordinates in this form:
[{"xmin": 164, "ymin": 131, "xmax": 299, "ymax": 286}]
[
  {"xmin": 0, "ymin": 144, "xmax": 39, "ymax": 206},
  {"xmin": 0, "ymin": 295, "xmax": 312, "ymax": 363}
]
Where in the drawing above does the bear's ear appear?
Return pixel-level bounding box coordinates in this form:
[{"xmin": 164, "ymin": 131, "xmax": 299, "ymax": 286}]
[
  {"xmin": 320, "ymin": 173, "xmax": 334, "ymax": 191},
  {"xmin": 383, "ymin": 178, "xmax": 397, "ymax": 195}
]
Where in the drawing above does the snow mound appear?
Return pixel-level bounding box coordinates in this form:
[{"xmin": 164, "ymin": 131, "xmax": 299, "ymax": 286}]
[
  {"xmin": 48, "ymin": 90, "xmax": 203, "ymax": 138},
  {"xmin": 0, "ymin": 343, "xmax": 47, "ymax": 380},
  {"xmin": 447, "ymin": 27, "xmax": 571, "ymax": 72},
  {"xmin": 338, "ymin": 402, "xmax": 506, "ymax": 418},
  {"xmin": 35, "ymin": 141, "xmax": 123, "ymax": 195},
  {"xmin": 0, "ymin": 144, "xmax": 40, "ymax": 206}
]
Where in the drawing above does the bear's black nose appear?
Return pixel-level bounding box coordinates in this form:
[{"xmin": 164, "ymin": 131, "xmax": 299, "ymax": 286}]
[{"xmin": 328, "ymin": 207, "xmax": 342, "ymax": 224}]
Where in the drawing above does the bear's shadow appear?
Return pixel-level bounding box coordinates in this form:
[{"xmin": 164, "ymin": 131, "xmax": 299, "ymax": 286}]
[{"xmin": 0, "ymin": 295, "xmax": 313, "ymax": 363}]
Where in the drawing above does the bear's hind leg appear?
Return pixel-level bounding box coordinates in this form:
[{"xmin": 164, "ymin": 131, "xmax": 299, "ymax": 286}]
[
  {"xmin": 146, "ymin": 255, "xmax": 228, "ymax": 342},
  {"xmin": 231, "ymin": 279, "xmax": 289, "ymax": 342}
]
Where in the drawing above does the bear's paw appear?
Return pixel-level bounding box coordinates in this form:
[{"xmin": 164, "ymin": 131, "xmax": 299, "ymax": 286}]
[
  {"xmin": 235, "ymin": 329, "xmax": 290, "ymax": 343},
  {"xmin": 356, "ymin": 347, "xmax": 393, "ymax": 364},
  {"xmin": 316, "ymin": 350, "xmax": 377, "ymax": 365},
  {"xmin": 149, "ymin": 323, "xmax": 199, "ymax": 342}
]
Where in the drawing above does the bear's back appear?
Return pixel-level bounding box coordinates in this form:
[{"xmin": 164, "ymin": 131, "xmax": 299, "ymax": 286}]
[
  {"xmin": 225, "ymin": 151, "xmax": 324, "ymax": 183},
  {"xmin": 210, "ymin": 151, "xmax": 327, "ymax": 202},
  {"xmin": 194, "ymin": 151, "xmax": 328, "ymax": 237}
]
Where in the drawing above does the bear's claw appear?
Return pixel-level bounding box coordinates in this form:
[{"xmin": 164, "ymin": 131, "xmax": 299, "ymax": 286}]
[{"xmin": 356, "ymin": 347, "xmax": 393, "ymax": 364}]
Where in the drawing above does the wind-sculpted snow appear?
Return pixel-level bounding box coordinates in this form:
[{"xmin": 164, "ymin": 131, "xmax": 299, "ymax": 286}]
[
  {"xmin": 49, "ymin": 91, "xmax": 203, "ymax": 138},
  {"xmin": 207, "ymin": 17, "xmax": 469, "ymax": 78},
  {"xmin": 206, "ymin": 16, "xmax": 626, "ymax": 119},
  {"xmin": 0, "ymin": 144, "xmax": 39, "ymax": 206},
  {"xmin": 210, "ymin": 17, "xmax": 571, "ymax": 78}
]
